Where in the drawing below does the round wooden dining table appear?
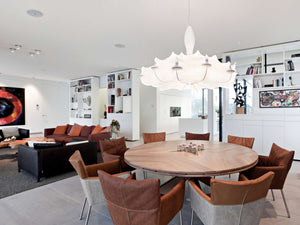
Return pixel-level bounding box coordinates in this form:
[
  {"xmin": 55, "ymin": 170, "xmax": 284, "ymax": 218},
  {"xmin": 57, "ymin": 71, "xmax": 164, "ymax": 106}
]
[{"xmin": 124, "ymin": 140, "xmax": 258, "ymax": 177}]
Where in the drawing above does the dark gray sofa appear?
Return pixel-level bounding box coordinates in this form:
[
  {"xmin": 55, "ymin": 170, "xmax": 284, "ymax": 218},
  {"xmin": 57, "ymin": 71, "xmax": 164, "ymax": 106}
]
[
  {"xmin": 18, "ymin": 142, "xmax": 97, "ymax": 182},
  {"xmin": 0, "ymin": 128, "xmax": 29, "ymax": 141}
]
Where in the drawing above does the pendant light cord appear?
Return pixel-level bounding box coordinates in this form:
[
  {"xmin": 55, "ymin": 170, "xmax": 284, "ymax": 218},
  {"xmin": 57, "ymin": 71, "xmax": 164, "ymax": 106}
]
[{"xmin": 188, "ymin": 0, "xmax": 191, "ymax": 25}]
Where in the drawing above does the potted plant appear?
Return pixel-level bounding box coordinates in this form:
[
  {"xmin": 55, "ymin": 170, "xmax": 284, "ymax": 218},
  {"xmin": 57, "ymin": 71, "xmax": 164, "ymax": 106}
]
[{"xmin": 233, "ymin": 82, "xmax": 247, "ymax": 114}]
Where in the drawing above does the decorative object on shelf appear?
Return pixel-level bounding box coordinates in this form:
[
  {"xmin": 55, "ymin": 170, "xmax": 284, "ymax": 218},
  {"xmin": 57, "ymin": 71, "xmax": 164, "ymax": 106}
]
[
  {"xmin": 271, "ymin": 67, "xmax": 276, "ymax": 73},
  {"xmin": 139, "ymin": 0, "xmax": 236, "ymax": 90},
  {"xmin": 129, "ymin": 88, "xmax": 131, "ymax": 96},
  {"xmin": 108, "ymin": 74, "xmax": 115, "ymax": 89},
  {"xmin": 118, "ymin": 73, "xmax": 124, "ymax": 80},
  {"xmin": 111, "ymin": 95, "xmax": 115, "ymax": 105},
  {"xmin": 104, "ymin": 105, "xmax": 107, "ymax": 119},
  {"xmin": 110, "ymin": 120, "xmax": 120, "ymax": 139},
  {"xmin": 233, "ymin": 81, "xmax": 247, "ymax": 114},
  {"xmin": 285, "ymin": 60, "xmax": 295, "ymax": 71},
  {"xmin": 259, "ymin": 89, "xmax": 300, "ymax": 108},
  {"xmin": 117, "ymin": 88, "xmax": 121, "ymax": 97}
]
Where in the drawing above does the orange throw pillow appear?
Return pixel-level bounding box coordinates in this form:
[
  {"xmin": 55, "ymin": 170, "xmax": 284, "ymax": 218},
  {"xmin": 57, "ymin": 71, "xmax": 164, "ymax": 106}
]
[
  {"xmin": 91, "ymin": 125, "xmax": 103, "ymax": 134},
  {"xmin": 53, "ymin": 125, "xmax": 68, "ymax": 135},
  {"xmin": 69, "ymin": 124, "xmax": 83, "ymax": 136}
]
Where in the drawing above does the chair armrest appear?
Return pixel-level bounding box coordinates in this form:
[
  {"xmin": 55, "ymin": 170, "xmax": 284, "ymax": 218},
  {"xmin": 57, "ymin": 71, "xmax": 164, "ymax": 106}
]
[
  {"xmin": 238, "ymin": 173, "xmax": 249, "ymax": 181},
  {"xmin": 258, "ymin": 155, "xmax": 269, "ymax": 166},
  {"xmin": 160, "ymin": 180, "xmax": 185, "ymax": 225},
  {"xmin": 188, "ymin": 180, "xmax": 212, "ymax": 202},
  {"xmin": 44, "ymin": 128, "xmax": 55, "ymax": 137},
  {"xmin": 102, "ymin": 152, "xmax": 121, "ymax": 162},
  {"xmin": 86, "ymin": 159, "xmax": 121, "ymax": 176},
  {"xmin": 18, "ymin": 128, "xmax": 30, "ymax": 138}
]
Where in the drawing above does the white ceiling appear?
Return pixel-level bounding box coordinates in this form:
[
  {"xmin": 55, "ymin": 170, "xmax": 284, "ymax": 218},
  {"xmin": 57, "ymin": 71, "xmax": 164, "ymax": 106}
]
[{"xmin": 1, "ymin": 0, "xmax": 300, "ymax": 81}]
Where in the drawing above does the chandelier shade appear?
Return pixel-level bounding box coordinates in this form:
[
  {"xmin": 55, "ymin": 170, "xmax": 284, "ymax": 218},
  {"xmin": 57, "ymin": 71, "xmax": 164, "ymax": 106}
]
[{"xmin": 140, "ymin": 26, "xmax": 237, "ymax": 90}]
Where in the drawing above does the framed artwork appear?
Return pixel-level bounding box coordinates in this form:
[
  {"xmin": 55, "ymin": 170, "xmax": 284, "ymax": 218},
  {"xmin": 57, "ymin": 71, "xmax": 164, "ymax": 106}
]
[
  {"xmin": 0, "ymin": 87, "xmax": 25, "ymax": 125},
  {"xmin": 170, "ymin": 107, "xmax": 181, "ymax": 117},
  {"xmin": 259, "ymin": 89, "xmax": 300, "ymax": 108}
]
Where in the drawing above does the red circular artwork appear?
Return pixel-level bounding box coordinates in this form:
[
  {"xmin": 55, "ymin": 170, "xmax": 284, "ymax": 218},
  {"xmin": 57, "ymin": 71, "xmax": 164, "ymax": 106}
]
[{"xmin": 0, "ymin": 91, "xmax": 23, "ymax": 125}]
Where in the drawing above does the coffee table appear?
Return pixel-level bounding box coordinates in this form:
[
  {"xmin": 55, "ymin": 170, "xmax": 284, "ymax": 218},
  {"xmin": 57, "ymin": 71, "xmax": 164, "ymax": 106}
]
[
  {"xmin": 125, "ymin": 140, "xmax": 258, "ymax": 177},
  {"xmin": 7, "ymin": 137, "xmax": 56, "ymax": 149}
]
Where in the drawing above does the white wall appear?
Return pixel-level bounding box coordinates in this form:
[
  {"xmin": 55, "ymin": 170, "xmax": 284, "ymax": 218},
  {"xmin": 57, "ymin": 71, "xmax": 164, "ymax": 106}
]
[
  {"xmin": 0, "ymin": 75, "xmax": 69, "ymax": 133},
  {"xmin": 157, "ymin": 89, "xmax": 192, "ymax": 134},
  {"xmin": 140, "ymin": 84, "xmax": 157, "ymax": 133}
]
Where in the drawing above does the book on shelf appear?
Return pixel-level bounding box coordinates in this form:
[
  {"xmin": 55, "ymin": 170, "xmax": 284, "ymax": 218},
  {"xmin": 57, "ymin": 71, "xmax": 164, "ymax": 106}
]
[{"xmin": 245, "ymin": 65, "xmax": 261, "ymax": 75}]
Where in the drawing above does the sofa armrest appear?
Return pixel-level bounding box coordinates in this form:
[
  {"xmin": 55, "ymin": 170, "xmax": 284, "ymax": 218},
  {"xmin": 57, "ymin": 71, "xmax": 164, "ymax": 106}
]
[
  {"xmin": 88, "ymin": 132, "xmax": 111, "ymax": 150},
  {"xmin": 18, "ymin": 145, "xmax": 40, "ymax": 180},
  {"xmin": 18, "ymin": 128, "xmax": 30, "ymax": 139},
  {"xmin": 44, "ymin": 128, "xmax": 55, "ymax": 137}
]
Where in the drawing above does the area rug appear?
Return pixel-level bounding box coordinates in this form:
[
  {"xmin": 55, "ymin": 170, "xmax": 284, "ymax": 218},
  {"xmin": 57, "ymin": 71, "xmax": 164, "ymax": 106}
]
[{"xmin": 0, "ymin": 147, "xmax": 77, "ymax": 199}]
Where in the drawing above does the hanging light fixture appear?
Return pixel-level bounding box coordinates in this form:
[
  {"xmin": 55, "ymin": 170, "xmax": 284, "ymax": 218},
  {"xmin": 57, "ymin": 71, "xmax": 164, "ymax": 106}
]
[{"xmin": 140, "ymin": 1, "xmax": 237, "ymax": 90}]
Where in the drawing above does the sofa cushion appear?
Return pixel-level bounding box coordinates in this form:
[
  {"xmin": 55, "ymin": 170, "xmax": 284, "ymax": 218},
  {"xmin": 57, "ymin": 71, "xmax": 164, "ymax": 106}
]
[
  {"xmin": 80, "ymin": 126, "xmax": 93, "ymax": 137},
  {"xmin": 53, "ymin": 125, "xmax": 68, "ymax": 135},
  {"xmin": 69, "ymin": 124, "xmax": 83, "ymax": 136},
  {"xmin": 2, "ymin": 127, "xmax": 19, "ymax": 138},
  {"xmin": 47, "ymin": 134, "xmax": 67, "ymax": 143},
  {"xmin": 66, "ymin": 124, "xmax": 73, "ymax": 134},
  {"xmin": 33, "ymin": 143, "xmax": 63, "ymax": 149},
  {"xmin": 101, "ymin": 126, "xmax": 110, "ymax": 133},
  {"xmin": 91, "ymin": 125, "xmax": 103, "ymax": 134},
  {"xmin": 63, "ymin": 136, "xmax": 88, "ymax": 143}
]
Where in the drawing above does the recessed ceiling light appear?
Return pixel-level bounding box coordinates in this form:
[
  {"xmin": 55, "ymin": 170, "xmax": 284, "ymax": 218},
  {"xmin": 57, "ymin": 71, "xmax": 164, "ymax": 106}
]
[
  {"xmin": 114, "ymin": 43, "xmax": 126, "ymax": 48},
  {"xmin": 14, "ymin": 44, "xmax": 22, "ymax": 50},
  {"xmin": 237, "ymin": 41, "xmax": 241, "ymax": 45},
  {"xmin": 27, "ymin": 9, "xmax": 43, "ymax": 18},
  {"xmin": 9, "ymin": 48, "xmax": 16, "ymax": 53}
]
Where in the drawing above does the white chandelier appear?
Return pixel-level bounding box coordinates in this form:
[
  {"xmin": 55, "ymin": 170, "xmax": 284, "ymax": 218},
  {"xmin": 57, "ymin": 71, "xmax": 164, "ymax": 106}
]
[{"xmin": 140, "ymin": 25, "xmax": 237, "ymax": 90}]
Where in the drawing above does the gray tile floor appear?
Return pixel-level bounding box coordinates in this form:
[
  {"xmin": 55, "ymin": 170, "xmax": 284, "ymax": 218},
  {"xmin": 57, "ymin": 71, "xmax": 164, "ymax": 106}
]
[{"xmin": 0, "ymin": 133, "xmax": 299, "ymax": 225}]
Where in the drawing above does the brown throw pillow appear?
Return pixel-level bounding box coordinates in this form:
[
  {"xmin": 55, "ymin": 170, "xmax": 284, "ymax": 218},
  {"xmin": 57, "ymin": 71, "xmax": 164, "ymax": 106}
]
[
  {"xmin": 101, "ymin": 126, "xmax": 110, "ymax": 133},
  {"xmin": 80, "ymin": 126, "xmax": 93, "ymax": 137},
  {"xmin": 91, "ymin": 124, "xmax": 103, "ymax": 134},
  {"xmin": 66, "ymin": 124, "xmax": 73, "ymax": 134},
  {"xmin": 53, "ymin": 125, "xmax": 68, "ymax": 135},
  {"xmin": 69, "ymin": 124, "xmax": 83, "ymax": 136}
]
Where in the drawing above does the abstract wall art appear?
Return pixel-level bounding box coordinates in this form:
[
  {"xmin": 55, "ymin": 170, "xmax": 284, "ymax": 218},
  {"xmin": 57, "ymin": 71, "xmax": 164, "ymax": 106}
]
[
  {"xmin": 0, "ymin": 87, "xmax": 25, "ymax": 125},
  {"xmin": 259, "ymin": 89, "xmax": 300, "ymax": 108}
]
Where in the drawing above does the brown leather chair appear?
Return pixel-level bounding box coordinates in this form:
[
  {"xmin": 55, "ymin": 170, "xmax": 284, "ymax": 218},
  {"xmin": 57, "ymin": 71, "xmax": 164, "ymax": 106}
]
[
  {"xmin": 69, "ymin": 150, "xmax": 131, "ymax": 225},
  {"xmin": 189, "ymin": 172, "xmax": 274, "ymax": 225},
  {"xmin": 185, "ymin": 132, "xmax": 210, "ymax": 141},
  {"xmin": 98, "ymin": 170, "xmax": 185, "ymax": 225},
  {"xmin": 228, "ymin": 135, "xmax": 255, "ymax": 149},
  {"xmin": 99, "ymin": 137, "xmax": 132, "ymax": 171},
  {"xmin": 242, "ymin": 143, "xmax": 295, "ymax": 218},
  {"xmin": 143, "ymin": 132, "xmax": 166, "ymax": 144}
]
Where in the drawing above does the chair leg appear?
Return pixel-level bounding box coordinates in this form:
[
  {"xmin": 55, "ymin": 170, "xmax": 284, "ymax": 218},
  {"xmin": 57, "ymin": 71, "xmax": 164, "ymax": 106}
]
[
  {"xmin": 190, "ymin": 210, "xmax": 194, "ymax": 225},
  {"xmin": 179, "ymin": 210, "xmax": 183, "ymax": 225},
  {"xmin": 80, "ymin": 197, "xmax": 87, "ymax": 220},
  {"xmin": 281, "ymin": 190, "xmax": 291, "ymax": 218},
  {"xmin": 85, "ymin": 205, "xmax": 92, "ymax": 225},
  {"xmin": 271, "ymin": 189, "xmax": 275, "ymax": 201}
]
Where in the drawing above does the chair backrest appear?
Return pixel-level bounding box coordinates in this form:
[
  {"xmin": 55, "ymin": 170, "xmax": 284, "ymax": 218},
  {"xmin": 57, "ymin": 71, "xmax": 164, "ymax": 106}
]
[
  {"xmin": 69, "ymin": 150, "xmax": 89, "ymax": 179},
  {"xmin": 268, "ymin": 143, "xmax": 294, "ymax": 189},
  {"xmin": 143, "ymin": 132, "xmax": 166, "ymax": 144},
  {"xmin": 98, "ymin": 170, "xmax": 161, "ymax": 225},
  {"xmin": 185, "ymin": 132, "xmax": 210, "ymax": 141},
  {"xmin": 210, "ymin": 171, "xmax": 274, "ymax": 205},
  {"xmin": 228, "ymin": 135, "xmax": 255, "ymax": 149},
  {"xmin": 99, "ymin": 137, "xmax": 127, "ymax": 157}
]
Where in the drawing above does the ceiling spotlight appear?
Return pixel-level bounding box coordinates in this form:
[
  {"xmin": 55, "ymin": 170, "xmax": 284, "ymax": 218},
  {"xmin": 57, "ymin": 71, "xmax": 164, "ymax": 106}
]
[
  {"xmin": 9, "ymin": 48, "xmax": 16, "ymax": 53},
  {"xmin": 27, "ymin": 9, "xmax": 43, "ymax": 18},
  {"xmin": 14, "ymin": 44, "xmax": 22, "ymax": 50},
  {"xmin": 114, "ymin": 43, "xmax": 126, "ymax": 48},
  {"xmin": 34, "ymin": 49, "xmax": 41, "ymax": 55},
  {"xmin": 29, "ymin": 52, "xmax": 35, "ymax": 56}
]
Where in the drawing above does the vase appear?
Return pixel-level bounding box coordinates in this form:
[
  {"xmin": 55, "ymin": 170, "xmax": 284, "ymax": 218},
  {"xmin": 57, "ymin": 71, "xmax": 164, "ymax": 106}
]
[
  {"xmin": 111, "ymin": 126, "xmax": 118, "ymax": 139},
  {"xmin": 237, "ymin": 107, "xmax": 244, "ymax": 114}
]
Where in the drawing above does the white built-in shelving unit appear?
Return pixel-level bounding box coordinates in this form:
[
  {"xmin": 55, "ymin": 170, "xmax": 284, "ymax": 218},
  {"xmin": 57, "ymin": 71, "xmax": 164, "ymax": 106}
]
[{"xmin": 70, "ymin": 77, "xmax": 99, "ymax": 125}]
